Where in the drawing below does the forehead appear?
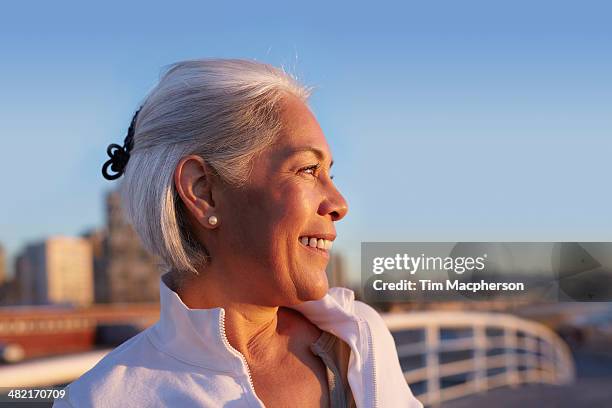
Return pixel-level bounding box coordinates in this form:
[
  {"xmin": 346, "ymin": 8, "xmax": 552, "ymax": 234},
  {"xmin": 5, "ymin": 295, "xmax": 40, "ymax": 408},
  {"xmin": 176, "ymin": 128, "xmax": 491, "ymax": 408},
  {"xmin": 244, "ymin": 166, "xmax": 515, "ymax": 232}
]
[{"xmin": 271, "ymin": 94, "xmax": 331, "ymax": 158}]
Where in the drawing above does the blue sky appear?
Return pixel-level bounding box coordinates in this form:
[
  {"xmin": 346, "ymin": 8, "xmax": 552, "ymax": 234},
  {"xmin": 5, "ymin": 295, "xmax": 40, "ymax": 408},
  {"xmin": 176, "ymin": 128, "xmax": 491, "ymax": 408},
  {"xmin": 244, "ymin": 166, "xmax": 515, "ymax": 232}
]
[{"xmin": 1, "ymin": 1, "xmax": 611, "ymax": 282}]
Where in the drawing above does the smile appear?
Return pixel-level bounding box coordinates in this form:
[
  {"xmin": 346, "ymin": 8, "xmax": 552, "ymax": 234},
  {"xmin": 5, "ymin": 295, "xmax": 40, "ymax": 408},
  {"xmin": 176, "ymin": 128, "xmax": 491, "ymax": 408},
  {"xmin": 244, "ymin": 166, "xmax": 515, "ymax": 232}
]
[{"xmin": 299, "ymin": 236, "xmax": 333, "ymax": 257}]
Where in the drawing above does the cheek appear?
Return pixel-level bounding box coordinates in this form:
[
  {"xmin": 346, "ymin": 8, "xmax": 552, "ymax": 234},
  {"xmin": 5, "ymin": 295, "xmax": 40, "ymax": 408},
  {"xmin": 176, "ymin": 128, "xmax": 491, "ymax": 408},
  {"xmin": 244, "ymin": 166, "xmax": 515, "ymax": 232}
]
[
  {"xmin": 254, "ymin": 180, "xmax": 315, "ymax": 222},
  {"xmin": 271, "ymin": 183, "xmax": 317, "ymax": 231},
  {"xmin": 222, "ymin": 185, "xmax": 308, "ymax": 252}
]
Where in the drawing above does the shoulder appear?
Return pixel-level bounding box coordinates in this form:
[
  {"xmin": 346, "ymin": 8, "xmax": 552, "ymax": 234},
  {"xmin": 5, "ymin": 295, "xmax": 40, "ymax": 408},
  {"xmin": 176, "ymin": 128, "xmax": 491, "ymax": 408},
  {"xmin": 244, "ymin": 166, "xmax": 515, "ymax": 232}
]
[
  {"xmin": 353, "ymin": 301, "xmax": 423, "ymax": 408},
  {"xmin": 353, "ymin": 300, "xmax": 384, "ymax": 324},
  {"xmin": 59, "ymin": 328, "xmax": 163, "ymax": 407},
  {"xmin": 324, "ymin": 287, "xmax": 395, "ymax": 345},
  {"xmin": 352, "ymin": 300, "xmax": 400, "ymax": 355},
  {"xmin": 325, "ymin": 287, "xmax": 383, "ymax": 325}
]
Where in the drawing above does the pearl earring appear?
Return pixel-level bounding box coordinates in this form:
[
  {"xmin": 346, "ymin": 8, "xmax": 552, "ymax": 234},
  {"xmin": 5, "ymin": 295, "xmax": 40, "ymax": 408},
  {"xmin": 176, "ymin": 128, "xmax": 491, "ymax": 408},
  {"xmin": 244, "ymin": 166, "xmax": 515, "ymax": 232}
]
[{"xmin": 207, "ymin": 215, "xmax": 218, "ymax": 226}]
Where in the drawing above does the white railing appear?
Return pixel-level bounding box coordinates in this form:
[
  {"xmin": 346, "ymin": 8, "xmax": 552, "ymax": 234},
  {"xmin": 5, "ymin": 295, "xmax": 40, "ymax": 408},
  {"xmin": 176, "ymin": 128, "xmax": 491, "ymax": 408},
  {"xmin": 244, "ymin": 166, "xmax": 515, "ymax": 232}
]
[{"xmin": 383, "ymin": 311, "xmax": 575, "ymax": 407}]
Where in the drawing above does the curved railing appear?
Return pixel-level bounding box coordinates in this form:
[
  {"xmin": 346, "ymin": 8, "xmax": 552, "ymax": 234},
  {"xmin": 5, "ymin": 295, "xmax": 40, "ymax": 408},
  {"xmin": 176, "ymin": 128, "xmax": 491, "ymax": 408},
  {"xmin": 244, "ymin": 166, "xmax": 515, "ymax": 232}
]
[{"xmin": 383, "ymin": 311, "xmax": 575, "ymax": 407}]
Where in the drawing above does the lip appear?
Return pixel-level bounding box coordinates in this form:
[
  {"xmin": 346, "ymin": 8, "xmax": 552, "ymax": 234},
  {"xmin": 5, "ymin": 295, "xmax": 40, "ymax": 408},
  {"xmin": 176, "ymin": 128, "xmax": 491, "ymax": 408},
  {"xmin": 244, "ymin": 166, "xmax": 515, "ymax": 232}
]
[{"xmin": 300, "ymin": 233, "xmax": 336, "ymax": 241}]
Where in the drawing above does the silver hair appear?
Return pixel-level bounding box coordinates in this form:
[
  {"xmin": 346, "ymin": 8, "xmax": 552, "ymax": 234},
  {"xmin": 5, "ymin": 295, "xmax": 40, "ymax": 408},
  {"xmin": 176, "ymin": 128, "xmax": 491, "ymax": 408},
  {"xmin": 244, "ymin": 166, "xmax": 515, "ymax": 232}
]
[{"xmin": 118, "ymin": 59, "xmax": 311, "ymax": 275}]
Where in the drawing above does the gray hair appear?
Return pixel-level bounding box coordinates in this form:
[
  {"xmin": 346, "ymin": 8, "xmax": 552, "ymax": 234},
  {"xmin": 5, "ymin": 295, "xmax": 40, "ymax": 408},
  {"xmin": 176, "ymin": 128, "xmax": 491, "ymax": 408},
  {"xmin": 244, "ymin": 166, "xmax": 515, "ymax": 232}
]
[{"xmin": 118, "ymin": 59, "xmax": 311, "ymax": 275}]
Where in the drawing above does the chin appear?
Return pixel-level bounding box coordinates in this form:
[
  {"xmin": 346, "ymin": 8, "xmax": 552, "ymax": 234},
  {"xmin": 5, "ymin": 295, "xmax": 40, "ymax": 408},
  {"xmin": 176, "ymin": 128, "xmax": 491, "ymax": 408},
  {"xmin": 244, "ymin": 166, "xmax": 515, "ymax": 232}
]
[{"xmin": 295, "ymin": 277, "xmax": 329, "ymax": 303}]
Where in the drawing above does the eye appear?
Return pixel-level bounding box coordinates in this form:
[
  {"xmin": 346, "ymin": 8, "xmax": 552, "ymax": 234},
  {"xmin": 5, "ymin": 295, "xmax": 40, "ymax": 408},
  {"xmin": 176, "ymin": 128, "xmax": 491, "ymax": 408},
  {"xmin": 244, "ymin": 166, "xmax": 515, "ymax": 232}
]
[{"xmin": 299, "ymin": 164, "xmax": 321, "ymax": 177}]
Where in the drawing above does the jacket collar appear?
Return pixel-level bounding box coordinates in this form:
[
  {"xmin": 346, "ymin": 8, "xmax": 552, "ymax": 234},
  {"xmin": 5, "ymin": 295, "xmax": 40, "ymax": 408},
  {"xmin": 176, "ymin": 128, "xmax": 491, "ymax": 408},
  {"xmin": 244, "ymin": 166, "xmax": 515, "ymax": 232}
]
[
  {"xmin": 291, "ymin": 287, "xmax": 372, "ymax": 406},
  {"xmin": 148, "ymin": 273, "xmax": 362, "ymax": 376}
]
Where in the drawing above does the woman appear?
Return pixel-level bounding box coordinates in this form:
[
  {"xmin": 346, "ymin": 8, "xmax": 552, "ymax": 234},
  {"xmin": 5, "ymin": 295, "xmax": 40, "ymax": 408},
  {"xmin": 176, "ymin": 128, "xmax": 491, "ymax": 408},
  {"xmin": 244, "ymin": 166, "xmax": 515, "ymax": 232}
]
[{"xmin": 54, "ymin": 59, "xmax": 422, "ymax": 408}]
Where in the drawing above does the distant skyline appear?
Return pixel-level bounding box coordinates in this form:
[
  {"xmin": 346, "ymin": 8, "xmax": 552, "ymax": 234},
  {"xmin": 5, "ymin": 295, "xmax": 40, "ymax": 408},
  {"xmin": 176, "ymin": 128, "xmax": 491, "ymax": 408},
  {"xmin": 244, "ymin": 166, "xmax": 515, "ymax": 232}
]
[{"xmin": 1, "ymin": 1, "xmax": 611, "ymax": 283}]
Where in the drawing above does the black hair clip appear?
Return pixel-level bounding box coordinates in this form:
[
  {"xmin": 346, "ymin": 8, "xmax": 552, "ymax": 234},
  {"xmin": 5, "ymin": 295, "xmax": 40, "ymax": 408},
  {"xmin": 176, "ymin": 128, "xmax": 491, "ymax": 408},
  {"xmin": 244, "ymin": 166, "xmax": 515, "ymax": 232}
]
[{"xmin": 102, "ymin": 108, "xmax": 141, "ymax": 180}]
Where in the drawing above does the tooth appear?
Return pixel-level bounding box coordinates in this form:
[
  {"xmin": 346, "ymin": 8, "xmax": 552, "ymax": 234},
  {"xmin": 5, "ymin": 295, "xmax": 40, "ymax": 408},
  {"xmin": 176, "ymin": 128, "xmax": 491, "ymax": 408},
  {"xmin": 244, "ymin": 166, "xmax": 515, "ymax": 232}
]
[
  {"xmin": 317, "ymin": 239, "xmax": 325, "ymax": 249},
  {"xmin": 309, "ymin": 237, "xmax": 318, "ymax": 247},
  {"xmin": 300, "ymin": 237, "xmax": 309, "ymax": 245},
  {"xmin": 326, "ymin": 240, "xmax": 333, "ymax": 250}
]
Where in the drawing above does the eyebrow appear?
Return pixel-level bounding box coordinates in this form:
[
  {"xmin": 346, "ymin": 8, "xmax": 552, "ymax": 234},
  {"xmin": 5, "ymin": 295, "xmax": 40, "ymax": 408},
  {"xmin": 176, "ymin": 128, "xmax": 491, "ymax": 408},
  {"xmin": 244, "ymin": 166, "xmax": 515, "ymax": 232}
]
[{"xmin": 289, "ymin": 147, "xmax": 334, "ymax": 168}]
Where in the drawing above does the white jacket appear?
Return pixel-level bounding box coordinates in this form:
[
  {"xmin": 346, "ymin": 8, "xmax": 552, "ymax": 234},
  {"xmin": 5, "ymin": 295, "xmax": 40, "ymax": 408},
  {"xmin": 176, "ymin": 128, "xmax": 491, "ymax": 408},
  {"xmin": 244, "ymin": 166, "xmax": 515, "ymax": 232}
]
[{"xmin": 54, "ymin": 276, "xmax": 422, "ymax": 408}]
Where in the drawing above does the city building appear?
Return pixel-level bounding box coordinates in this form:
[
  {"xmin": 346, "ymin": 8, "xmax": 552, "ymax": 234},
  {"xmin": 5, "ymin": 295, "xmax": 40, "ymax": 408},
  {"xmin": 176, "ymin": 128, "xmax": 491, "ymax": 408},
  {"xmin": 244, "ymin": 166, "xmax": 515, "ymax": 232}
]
[
  {"xmin": 0, "ymin": 243, "xmax": 5, "ymax": 286},
  {"xmin": 81, "ymin": 228, "xmax": 110, "ymax": 304},
  {"xmin": 14, "ymin": 236, "xmax": 93, "ymax": 306},
  {"xmin": 100, "ymin": 191, "xmax": 161, "ymax": 303},
  {"xmin": 14, "ymin": 250, "xmax": 33, "ymax": 304},
  {"xmin": 326, "ymin": 251, "xmax": 348, "ymax": 288},
  {"xmin": 0, "ymin": 243, "xmax": 19, "ymax": 305}
]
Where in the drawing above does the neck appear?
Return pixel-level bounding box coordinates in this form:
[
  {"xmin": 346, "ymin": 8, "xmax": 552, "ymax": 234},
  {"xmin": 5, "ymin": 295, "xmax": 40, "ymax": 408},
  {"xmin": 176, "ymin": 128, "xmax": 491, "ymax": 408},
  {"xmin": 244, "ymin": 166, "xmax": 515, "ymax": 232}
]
[{"xmin": 165, "ymin": 269, "xmax": 287, "ymax": 364}]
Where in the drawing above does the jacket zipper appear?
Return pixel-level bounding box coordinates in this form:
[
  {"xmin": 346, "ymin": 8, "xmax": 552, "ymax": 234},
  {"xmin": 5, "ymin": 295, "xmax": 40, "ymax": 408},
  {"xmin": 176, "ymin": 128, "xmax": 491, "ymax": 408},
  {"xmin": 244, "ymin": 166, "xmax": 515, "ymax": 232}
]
[
  {"xmin": 218, "ymin": 309, "xmax": 260, "ymax": 406},
  {"xmin": 363, "ymin": 320, "xmax": 379, "ymax": 408}
]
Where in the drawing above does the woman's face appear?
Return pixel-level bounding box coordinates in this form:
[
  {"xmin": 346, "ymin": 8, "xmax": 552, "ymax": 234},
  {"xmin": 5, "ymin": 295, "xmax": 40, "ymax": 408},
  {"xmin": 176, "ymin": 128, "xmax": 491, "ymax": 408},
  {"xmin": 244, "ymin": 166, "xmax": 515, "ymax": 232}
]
[{"xmin": 213, "ymin": 94, "xmax": 348, "ymax": 306}]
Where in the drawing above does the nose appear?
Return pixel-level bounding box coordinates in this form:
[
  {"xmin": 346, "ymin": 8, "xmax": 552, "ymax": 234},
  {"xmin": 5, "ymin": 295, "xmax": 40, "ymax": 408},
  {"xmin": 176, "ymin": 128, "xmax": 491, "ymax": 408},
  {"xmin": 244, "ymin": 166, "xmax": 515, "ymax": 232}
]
[{"xmin": 319, "ymin": 182, "xmax": 349, "ymax": 222}]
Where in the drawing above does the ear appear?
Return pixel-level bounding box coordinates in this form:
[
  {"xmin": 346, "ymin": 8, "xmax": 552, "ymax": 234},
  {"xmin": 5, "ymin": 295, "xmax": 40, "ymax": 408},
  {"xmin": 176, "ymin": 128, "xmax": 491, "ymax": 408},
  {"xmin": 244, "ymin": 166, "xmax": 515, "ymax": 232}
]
[{"xmin": 174, "ymin": 155, "xmax": 220, "ymax": 229}]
